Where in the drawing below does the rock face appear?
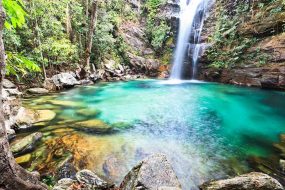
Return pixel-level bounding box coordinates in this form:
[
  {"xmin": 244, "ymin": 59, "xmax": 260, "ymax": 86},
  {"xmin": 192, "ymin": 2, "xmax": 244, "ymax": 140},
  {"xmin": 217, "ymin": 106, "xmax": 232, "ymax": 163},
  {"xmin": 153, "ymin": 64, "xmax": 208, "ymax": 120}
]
[
  {"xmin": 200, "ymin": 172, "xmax": 284, "ymax": 190},
  {"xmin": 10, "ymin": 132, "xmax": 43, "ymax": 156},
  {"xmin": 2, "ymin": 79, "xmax": 22, "ymax": 137},
  {"xmin": 198, "ymin": 0, "xmax": 285, "ymax": 91},
  {"xmin": 120, "ymin": 154, "xmax": 182, "ymax": 190},
  {"xmin": 51, "ymin": 73, "xmax": 80, "ymax": 89}
]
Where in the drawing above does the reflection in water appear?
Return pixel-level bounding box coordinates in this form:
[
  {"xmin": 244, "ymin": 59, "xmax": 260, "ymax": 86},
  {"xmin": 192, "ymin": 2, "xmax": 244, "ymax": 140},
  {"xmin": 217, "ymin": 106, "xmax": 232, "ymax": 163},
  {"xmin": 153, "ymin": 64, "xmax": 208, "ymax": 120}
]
[{"xmin": 21, "ymin": 80, "xmax": 285, "ymax": 189}]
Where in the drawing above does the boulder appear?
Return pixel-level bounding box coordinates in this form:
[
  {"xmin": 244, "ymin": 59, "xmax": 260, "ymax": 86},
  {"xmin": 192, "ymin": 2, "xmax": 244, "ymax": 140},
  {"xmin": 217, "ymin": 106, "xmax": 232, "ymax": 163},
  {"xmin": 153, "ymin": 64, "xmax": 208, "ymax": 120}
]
[
  {"xmin": 120, "ymin": 154, "xmax": 182, "ymax": 190},
  {"xmin": 72, "ymin": 119, "xmax": 112, "ymax": 133},
  {"xmin": 16, "ymin": 107, "xmax": 56, "ymax": 128},
  {"xmin": 53, "ymin": 178, "xmax": 75, "ymax": 190},
  {"xmin": 10, "ymin": 132, "xmax": 43, "ymax": 156},
  {"xmin": 3, "ymin": 79, "xmax": 16, "ymax": 88},
  {"xmin": 76, "ymin": 169, "xmax": 109, "ymax": 190},
  {"xmin": 27, "ymin": 88, "xmax": 49, "ymax": 95},
  {"xmin": 51, "ymin": 73, "xmax": 80, "ymax": 89},
  {"xmin": 200, "ymin": 172, "xmax": 284, "ymax": 190}
]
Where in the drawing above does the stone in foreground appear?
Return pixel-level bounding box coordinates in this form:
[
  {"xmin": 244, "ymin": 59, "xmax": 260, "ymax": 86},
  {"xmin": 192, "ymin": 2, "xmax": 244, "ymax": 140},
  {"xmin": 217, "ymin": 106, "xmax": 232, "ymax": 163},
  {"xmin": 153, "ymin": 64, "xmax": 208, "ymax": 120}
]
[
  {"xmin": 76, "ymin": 169, "xmax": 109, "ymax": 189},
  {"xmin": 200, "ymin": 172, "xmax": 284, "ymax": 190},
  {"xmin": 120, "ymin": 153, "xmax": 182, "ymax": 190}
]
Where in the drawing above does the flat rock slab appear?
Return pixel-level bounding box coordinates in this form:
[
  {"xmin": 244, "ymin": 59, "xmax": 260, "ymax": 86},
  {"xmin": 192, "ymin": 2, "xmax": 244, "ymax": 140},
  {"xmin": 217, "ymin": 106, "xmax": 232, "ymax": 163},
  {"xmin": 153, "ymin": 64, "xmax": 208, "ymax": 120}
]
[
  {"xmin": 200, "ymin": 172, "xmax": 284, "ymax": 190},
  {"xmin": 27, "ymin": 88, "xmax": 49, "ymax": 94},
  {"xmin": 120, "ymin": 153, "xmax": 182, "ymax": 190}
]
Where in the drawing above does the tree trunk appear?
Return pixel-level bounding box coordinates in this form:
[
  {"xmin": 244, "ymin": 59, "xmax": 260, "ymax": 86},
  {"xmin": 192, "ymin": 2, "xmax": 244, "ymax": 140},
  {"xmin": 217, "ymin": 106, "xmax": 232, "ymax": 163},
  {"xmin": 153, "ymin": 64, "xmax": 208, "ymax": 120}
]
[
  {"xmin": 84, "ymin": 0, "xmax": 97, "ymax": 72},
  {"xmin": 0, "ymin": 1, "xmax": 47, "ymax": 189},
  {"xmin": 66, "ymin": 3, "xmax": 74, "ymax": 42}
]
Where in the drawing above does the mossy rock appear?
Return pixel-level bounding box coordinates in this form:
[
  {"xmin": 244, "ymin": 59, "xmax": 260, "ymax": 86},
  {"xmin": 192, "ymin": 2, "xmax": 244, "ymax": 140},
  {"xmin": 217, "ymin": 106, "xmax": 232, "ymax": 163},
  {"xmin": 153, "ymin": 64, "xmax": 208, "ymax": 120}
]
[
  {"xmin": 48, "ymin": 100, "xmax": 83, "ymax": 108},
  {"xmin": 11, "ymin": 132, "xmax": 43, "ymax": 156},
  {"xmin": 111, "ymin": 122, "xmax": 132, "ymax": 130},
  {"xmin": 72, "ymin": 119, "xmax": 112, "ymax": 133},
  {"xmin": 76, "ymin": 108, "xmax": 101, "ymax": 117},
  {"xmin": 15, "ymin": 154, "xmax": 32, "ymax": 165}
]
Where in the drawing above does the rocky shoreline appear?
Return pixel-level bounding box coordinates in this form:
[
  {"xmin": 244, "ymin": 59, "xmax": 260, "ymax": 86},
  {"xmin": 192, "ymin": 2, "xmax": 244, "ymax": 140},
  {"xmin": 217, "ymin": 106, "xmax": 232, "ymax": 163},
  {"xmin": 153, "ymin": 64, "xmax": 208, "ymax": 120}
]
[{"xmin": 3, "ymin": 77, "xmax": 285, "ymax": 190}]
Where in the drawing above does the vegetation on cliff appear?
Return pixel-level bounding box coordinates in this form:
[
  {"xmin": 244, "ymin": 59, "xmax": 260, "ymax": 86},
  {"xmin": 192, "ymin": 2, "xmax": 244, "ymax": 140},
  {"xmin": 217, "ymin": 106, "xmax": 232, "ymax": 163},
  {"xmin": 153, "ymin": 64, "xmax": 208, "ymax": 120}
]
[{"xmin": 205, "ymin": 0, "xmax": 285, "ymax": 69}]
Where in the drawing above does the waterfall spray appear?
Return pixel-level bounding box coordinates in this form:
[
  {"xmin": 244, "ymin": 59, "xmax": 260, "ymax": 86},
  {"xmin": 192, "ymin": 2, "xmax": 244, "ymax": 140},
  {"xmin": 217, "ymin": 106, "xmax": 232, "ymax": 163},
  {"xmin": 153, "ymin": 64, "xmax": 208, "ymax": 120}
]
[{"xmin": 170, "ymin": 0, "xmax": 213, "ymax": 80}]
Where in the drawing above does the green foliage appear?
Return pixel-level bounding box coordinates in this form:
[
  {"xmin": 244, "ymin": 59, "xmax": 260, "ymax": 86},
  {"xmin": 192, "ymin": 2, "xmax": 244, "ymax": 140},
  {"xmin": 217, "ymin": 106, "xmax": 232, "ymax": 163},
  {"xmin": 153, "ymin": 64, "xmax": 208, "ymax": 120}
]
[
  {"xmin": 6, "ymin": 51, "xmax": 40, "ymax": 79},
  {"xmin": 41, "ymin": 175, "xmax": 56, "ymax": 187},
  {"xmin": 144, "ymin": 0, "xmax": 170, "ymax": 51},
  {"xmin": 3, "ymin": 0, "xmax": 26, "ymax": 29}
]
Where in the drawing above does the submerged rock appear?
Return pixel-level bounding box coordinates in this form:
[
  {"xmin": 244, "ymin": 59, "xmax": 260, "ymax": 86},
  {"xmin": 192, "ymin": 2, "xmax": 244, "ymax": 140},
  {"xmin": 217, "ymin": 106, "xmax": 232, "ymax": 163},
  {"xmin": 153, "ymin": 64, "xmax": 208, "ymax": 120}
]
[
  {"xmin": 76, "ymin": 169, "xmax": 109, "ymax": 189},
  {"xmin": 11, "ymin": 132, "xmax": 43, "ymax": 156},
  {"xmin": 15, "ymin": 153, "xmax": 32, "ymax": 165},
  {"xmin": 27, "ymin": 88, "xmax": 49, "ymax": 95},
  {"xmin": 48, "ymin": 100, "xmax": 82, "ymax": 108},
  {"xmin": 76, "ymin": 108, "xmax": 101, "ymax": 117},
  {"xmin": 200, "ymin": 172, "xmax": 284, "ymax": 190},
  {"xmin": 120, "ymin": 154, "xmax": 182, "ymax": 190},
  {"xmin": 103, "ymin": 155, "xmax": 126, "ymax": 182},
  {"xmin": 72, "ymin": 119, "xmax": 112, "ymax": 133}
]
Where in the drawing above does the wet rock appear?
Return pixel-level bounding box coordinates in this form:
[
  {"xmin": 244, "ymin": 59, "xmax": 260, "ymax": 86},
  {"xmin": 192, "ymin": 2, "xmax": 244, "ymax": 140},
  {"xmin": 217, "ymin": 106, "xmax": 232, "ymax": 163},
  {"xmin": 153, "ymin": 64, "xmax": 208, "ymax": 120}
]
[
  {"xmin": 111, "ymin": 122, "xmax": 132, "ymax": 130},
  {"xmin": 15, "ymin": 153, "xmax": 32, "ymax": 165},
  {"xmin": 76, "ymin": 169, "xmax": 109, "ymax": 190},
  {"xmin": 76, "ymin": 108, "xmax": 101, "ymax": 117},
  {"xmin": 3, "ymin": 79, "xmax": 16, "ymax": 88},
  {"xmin": 72, "ymin": 119, "xmax": 112, "ymax": 133},
  {"xmin": 56, "ymin": 155, "xmax": 77, "ymax": 180},
  {"xmin": 16, "ymin": 107, "xmax": 56, "ymax": 128},
  {"xmin": 11, "ymin": 132, "xmax": 43, "ymax": 156},
  {"xmin": 36, "ymin": 134, "xmax": 92, "ymax": 175},
  {"xmin": 103, "ymin": 155, "xmax": 126, "ymax": 182},
  {"xmin": 27, "ymin": 88, "xmax": 49, "ymax": 95},
  {"xmin": 120, "ymin": 154, "xmax": 182, "ymax": 190},
  {"xmin": 51, "ymin": 73, "xmax": 80, "ymax": 89},
  {"xmin": 53, "ymin": 178, "xmax": 75, "ymax": 190},
  {"xmin": 200, "ymin": 172, "xmax": 284, "ymax": 190}
]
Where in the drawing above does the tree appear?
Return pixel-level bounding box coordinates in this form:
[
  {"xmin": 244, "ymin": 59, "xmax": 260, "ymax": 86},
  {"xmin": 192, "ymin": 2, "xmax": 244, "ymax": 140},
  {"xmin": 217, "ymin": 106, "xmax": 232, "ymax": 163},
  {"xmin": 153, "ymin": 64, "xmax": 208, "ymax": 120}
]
[
  {"xmin": 84, "ymin": 0, "xmax": 98, "ymax": 72},
  {"xmin": 0, "ymin": 0, "xmax": 46, "ymax": 189}
]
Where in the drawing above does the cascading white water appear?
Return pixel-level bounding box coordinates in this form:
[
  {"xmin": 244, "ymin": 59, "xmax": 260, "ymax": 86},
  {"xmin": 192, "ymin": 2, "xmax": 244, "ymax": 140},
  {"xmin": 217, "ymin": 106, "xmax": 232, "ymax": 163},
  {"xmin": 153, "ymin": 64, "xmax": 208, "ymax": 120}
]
[{"xmin": 170, "ymin": 0, "xmax": 213, "ymax": 80}]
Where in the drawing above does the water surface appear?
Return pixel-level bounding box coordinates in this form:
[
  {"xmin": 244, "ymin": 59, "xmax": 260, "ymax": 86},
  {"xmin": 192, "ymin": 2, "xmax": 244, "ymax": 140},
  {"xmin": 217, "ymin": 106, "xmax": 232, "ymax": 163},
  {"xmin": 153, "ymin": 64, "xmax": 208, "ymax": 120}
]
[{"xmin": 22, "ymin": 80, "xmax": 285, "ymax": 189}]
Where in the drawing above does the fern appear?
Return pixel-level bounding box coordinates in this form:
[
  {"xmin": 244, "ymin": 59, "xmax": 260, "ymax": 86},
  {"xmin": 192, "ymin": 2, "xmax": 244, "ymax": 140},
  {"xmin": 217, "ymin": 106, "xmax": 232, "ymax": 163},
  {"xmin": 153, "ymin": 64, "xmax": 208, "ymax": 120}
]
[{"xmin": 6, "ymin": 52, "xmax": 41, "ymax": 80}]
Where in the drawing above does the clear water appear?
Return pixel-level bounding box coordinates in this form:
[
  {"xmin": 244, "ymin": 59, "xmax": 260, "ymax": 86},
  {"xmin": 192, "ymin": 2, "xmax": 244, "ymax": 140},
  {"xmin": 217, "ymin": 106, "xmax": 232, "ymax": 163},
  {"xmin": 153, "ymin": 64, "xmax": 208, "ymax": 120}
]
[{"xmin": 22, "ymin": 80, "xmax": 285, "ymax": 189}]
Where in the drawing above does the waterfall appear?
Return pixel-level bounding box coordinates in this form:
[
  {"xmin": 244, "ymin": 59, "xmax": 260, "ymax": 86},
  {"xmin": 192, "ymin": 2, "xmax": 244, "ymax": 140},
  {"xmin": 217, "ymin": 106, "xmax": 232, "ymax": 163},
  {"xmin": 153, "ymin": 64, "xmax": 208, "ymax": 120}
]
[{"xmin": 170, "ymin": 0, "xmax": 213, "ymax": 80}]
